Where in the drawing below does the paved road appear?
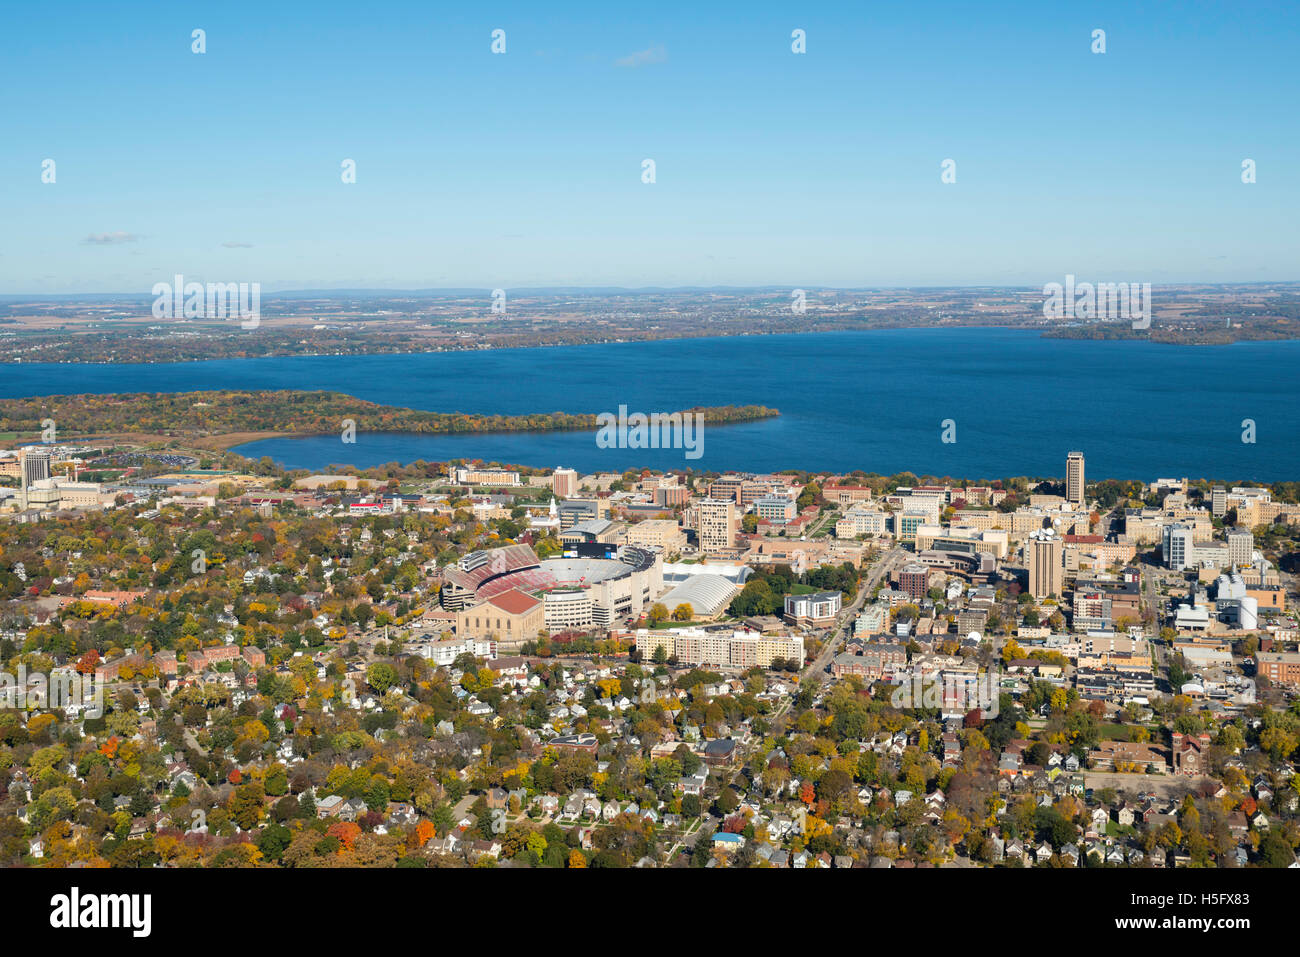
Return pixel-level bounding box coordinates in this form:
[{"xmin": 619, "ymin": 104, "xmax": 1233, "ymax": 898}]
[
  {"xmin": 451, "ymin": 794, "xmax": 478, "ymax": 825},
  {"xmin": 182, "ymin": 727, "xmax": 207, "ymax": 755},
  {"xmin": 803, "ymin": 545, "xmax": 909, "ymax": 688},
  {"xmin": 664, "ymin": 548, "xmax": 906, "ymax": 863},
  {"xmin": 1141, "ymin": 565, "xmax": 1173, "ymax": 689}
]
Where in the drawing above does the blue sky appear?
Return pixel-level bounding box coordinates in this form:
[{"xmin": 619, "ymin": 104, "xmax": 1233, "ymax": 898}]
[{"xmin": 2, "ymin": 0, "xmax": 1298, "ymax": 293}]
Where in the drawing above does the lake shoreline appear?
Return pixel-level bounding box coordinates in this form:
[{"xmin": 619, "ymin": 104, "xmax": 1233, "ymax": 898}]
[{"xmin": 4, "ymin": 329, "xmax": 1296, "ymax": 480}]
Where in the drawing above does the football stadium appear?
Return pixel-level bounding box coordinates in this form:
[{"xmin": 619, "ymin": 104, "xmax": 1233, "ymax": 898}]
[{"xmin": 439, "ymin": 542, "xmax": 664, "ymax": 629}]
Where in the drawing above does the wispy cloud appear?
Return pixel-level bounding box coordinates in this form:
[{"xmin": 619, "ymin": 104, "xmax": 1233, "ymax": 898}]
[
  {"xmin": 82, "ymin": 231, "xmax": 138, "ymax": 245},
  {"xmin": 616, "ymin": 44, "xmax": 667, "ymax": 68},
  {"xmin": 222, "ymin": 241, "xmax": 254, "ymax": 248}
]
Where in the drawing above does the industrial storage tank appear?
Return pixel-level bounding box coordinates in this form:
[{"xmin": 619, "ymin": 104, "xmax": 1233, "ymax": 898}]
[{"xmin": 1238, "ymin": 596, "xmax": 1259, "ymax": 630}]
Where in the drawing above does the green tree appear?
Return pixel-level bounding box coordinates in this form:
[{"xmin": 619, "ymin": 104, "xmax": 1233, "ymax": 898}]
[{"xmin": 366, "ymin": 662, "xmax": 398, "ymax": 694}]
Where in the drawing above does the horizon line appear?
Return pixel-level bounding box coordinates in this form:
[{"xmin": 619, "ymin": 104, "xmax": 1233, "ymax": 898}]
[{"xmin": 3, "ymin": 278, "xmax": 1300, "ymax": 301}]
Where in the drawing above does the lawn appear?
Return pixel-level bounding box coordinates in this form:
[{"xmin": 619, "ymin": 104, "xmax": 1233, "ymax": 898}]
[{"xmin": 1098, "ymin": 723, "xmax": 1155, "ymax": 741}]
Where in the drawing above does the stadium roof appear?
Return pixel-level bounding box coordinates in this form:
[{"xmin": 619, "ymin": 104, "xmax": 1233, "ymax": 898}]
[
  {"xmin": 662, "ymin": 562, "xmax": 751, "ymax": 585},
  {"xmin": 658, "ymin": 575, "xmax": 740, "ymax": 617}
]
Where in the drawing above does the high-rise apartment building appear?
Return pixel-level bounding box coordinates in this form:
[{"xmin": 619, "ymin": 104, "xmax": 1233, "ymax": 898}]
[
  {"xmin": 698, "ymin": 498, "xmax": 737, "ymax": 553},
  {"xmin": 1066, "ymin": 451, "xmax": 1086, "ymax": 507},
  {"xmin": 898, "ymin": 563, "xmax": 930, "ymax": 601},
  {"xmin": 1027, "ymin": 530, "xmax": 1064, "ymax": 598},
  {"xmin": 551, "ymin": 467, "xmax": 578, "ymax": 498}
]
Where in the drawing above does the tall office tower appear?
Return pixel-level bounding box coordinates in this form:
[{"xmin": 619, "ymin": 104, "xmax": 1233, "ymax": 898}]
[
  {"xmin": 1211, "ymin": 486, "xmax": 1227, "ymax": 518},
  {"xmin": 1227, "ymin": 527, "xmax": 1254, "ymax": 567},
  {"xmin": 1027, "ymin": 530, "xmax": 1064, "ymax": 599},
  {"xmin": 551, "ymin": 467, "xmax": 578, "ymax": 498},
  {"xmin": 1066, "ymin": 451, "xmax": 1086, "ymax": 507},
  {"xmin": 1162, "ymin": 523, "xmax": 1193, "ymax": 571},
  {"xmin": 698, "ymin": 498, "xmax": 737, "ymax": 553},
  {"xmin": 20, "ymin": 450, "xmax": 51, "ymax": 490}
]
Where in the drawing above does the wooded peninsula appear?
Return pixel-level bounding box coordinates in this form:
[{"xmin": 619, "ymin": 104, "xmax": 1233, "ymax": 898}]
[{"xmin": 0, "ymin": 391, "xmax": 779, "ymax": 449}]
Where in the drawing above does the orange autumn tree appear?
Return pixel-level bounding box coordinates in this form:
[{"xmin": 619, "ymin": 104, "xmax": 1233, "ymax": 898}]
[
  {"xmin": 327, "ymin": 821, "xmax": 361, "ymax": 851},
  {"xmin": 414, "ymin": 819, "xmax": 436, "ymax": 847},
  {"xmin": 99, "ymin": 736, "xmax": 119, "ymax": 759}
]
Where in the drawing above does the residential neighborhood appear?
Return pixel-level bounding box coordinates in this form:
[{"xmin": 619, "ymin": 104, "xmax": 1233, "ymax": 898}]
[{"xmin": 0, "ymin": 453, "xmax": 1297, "ymax": 870}]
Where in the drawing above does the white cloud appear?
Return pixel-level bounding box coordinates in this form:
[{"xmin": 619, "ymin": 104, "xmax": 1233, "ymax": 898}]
[
  {"xmin": 82, "ymin": 231, "xmax": 138, "ymax": 245},
  {"xmin": 616, "ymin": 44, "xmax": 667, "ymax": 68}
]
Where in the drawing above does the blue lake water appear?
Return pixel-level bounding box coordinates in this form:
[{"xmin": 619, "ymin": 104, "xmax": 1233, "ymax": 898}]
[{"xmin": 4, "ymin": 329, "xmax": 1296, "ymax": 480}]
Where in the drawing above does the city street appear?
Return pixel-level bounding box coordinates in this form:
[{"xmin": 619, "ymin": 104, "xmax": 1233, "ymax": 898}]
[{"xmin": 804, "ymin": 545, "xmax": 909, "ymax": 687}]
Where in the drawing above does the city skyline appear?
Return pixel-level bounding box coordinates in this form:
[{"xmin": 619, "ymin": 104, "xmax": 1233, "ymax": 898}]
[{"xmin": 1, "ymin": 0, "xmax": 1297, "ymax": 896}]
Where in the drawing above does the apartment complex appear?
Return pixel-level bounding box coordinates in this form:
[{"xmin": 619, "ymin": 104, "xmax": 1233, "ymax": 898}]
[
  {"xmin": 898, "ymin": 563, "xmax": 931, "ymax": 601},
  {"xmin": 635, "ymin": 627, "xmax": 804, "ymax": 669},
  {"xmin": 783, "ymin": 591, "xmax": 842, "ymax": 627},
  {"xmin": 831, "ymin": 644, "xmax": 908, "ymax": 680},
  {"xmin": 451, "ymin": 467, "xmax": 521, "ymax": 486},
  {"xmin": 410, "ymin": 636, "xmax": 498, "ymax": 666}
]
